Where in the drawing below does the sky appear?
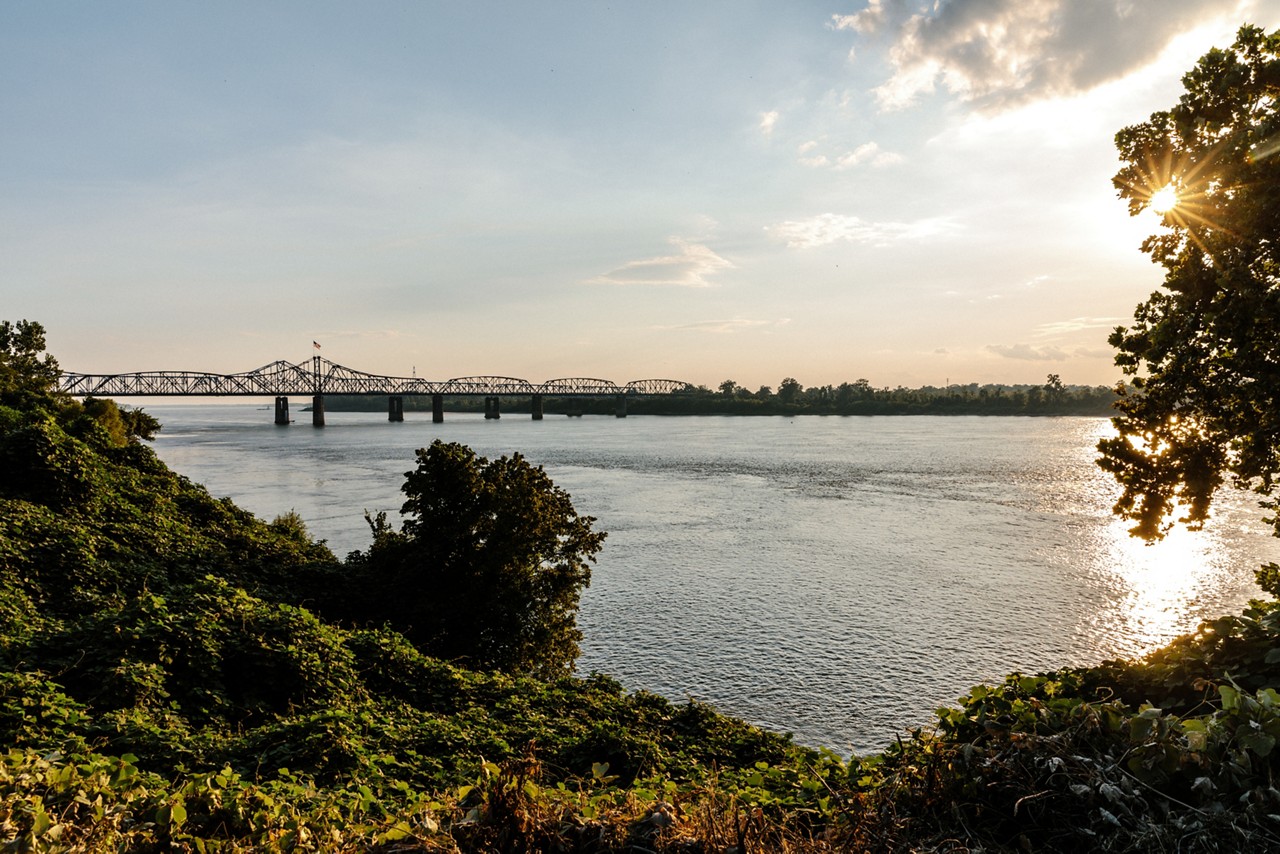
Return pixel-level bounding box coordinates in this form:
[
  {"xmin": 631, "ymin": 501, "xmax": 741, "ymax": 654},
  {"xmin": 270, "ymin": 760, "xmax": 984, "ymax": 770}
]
[{"xmin": 4, "ymin": 1, "xmax": 1278, "ymax": 391}]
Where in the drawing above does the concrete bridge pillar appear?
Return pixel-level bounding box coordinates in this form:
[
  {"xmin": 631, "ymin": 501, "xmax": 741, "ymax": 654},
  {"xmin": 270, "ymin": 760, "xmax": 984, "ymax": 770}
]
[
  {"xmin": 484, "ymin": 396, "xmax": 501, "ymax": 420},
  {"xmin": 312, "ymin": 395, "xmax": 325, "ymax": 427},
  {"xmin": 531, "ymin": 394, "xmax": 543, "ymax": 420},
  {"xmin": 388, "ymin": 395, "xmax": 404, "ymax": 422},
  {"xmin": 274, "ymin": 396, "xmax": 290, "ymax": 425},
  {"xmin": 615, "ymin": 394, "xmax": 627, "ymax": 418},
  {"xmin": 432, "ymin": 394, "xmax": 444, "ymax": 423}
]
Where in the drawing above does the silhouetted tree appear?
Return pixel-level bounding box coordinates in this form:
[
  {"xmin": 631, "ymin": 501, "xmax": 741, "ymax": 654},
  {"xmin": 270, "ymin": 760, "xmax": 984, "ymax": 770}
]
[
  {"xmin": 1098, "ymin": 25, "xmax": 1280, "ymax": 541},
  {"xmin": 349, "ymin": 441, "xmax": 605, "ymax": 676},
  {"xmin": 778, "ymin": 377, "xmax": 803, "ymax": 405}
]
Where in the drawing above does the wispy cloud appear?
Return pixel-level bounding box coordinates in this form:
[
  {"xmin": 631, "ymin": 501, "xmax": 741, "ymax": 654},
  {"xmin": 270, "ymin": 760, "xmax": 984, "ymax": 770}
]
[
  {"xmin": 759, "ymin": 110, "xmax": 780, "ymax": 136},
  {"xmin": 842, "ymin": 0, "xmax": 1239, "ymax": 112},
  {"xmin": 314, "ymin": 329, "xmax": 405, "ymax": 340},
  {"xmin": 590, "ymin": 238, "xmax": 735, "ymax": 287},
  {"xmin": 834, "ymin": 142, "xmax": 904, "ymax": 169},
  {"xmin": 986, "ymin": 343, "xmax": 1069, "ymax": 362},
  {"xmin": 1035, "ymin": 316, "xmax": 1124, "ymax": 336},
  {"xmin": 664, "ymin": 317, "xmax": 785, "ymax": 334},
  {"xmin": 797, "ymin": 139, "xmax": 903, "ymax": 169},
  {"xmin": 829, "ymin": 1, "xmax": 899, "ymax": 36},
  {"xmin": 768, "ymin": 213, "xmax": 957, "ymax": 249}
]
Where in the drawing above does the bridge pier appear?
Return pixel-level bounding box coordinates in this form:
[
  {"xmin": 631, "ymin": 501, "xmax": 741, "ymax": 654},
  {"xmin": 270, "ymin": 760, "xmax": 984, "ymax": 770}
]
[
  {"xmin": 274, "ymin": 396, "xmax": 290, "ymax": 425},
  {"xmin": 615, "ymin": 394, "xmax": 627, "ymax": 418},
  {"xmin": 388, "ymin": 395, "xmax": 404, "ymax": 422},
  {"xmin": 531, "ymin": 394, "xmax": 543, "ymax": 420},
  {"xmin": 484, "ymin": 396, "xmax": 501, "ymax": 420},
  {"xmin": 432, "ymin": 394, "xmax": 444, "ymax": 423},
  {"xmin": 312, "ymin": 395, "xmax": 325, "ymax": 427}
]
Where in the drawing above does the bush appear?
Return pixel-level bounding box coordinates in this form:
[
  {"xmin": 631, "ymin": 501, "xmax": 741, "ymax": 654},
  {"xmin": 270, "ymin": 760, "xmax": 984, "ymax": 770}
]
[{"xmin": 340, "ymin": 441, "xmax": 605, "ymax": 676}]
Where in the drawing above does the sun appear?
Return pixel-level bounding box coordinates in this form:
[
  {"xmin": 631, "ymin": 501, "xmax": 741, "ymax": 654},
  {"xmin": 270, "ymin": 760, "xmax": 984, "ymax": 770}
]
[{"xmin": 1148, "ymin": 184, "xmax": 1179, "ymax": 214}]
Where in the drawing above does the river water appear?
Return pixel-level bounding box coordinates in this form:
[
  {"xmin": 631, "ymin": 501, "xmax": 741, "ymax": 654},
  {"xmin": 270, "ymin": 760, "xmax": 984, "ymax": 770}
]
[{"xmin": 147, "ymin": 406, "xmax": 1280, "ymax": 754}]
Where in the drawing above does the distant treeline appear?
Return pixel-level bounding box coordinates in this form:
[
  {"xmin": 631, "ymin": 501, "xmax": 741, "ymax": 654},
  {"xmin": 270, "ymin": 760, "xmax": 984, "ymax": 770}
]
[{"xmin": 320, "ymin": 374, "xmax": 1119, "ymax": 417}]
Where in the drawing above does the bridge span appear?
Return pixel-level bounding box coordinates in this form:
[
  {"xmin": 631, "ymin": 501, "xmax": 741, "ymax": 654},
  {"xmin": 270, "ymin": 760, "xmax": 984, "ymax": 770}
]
[{"xmin": 59, "ymin": 356, "xmax": 696, "ymax": 425}]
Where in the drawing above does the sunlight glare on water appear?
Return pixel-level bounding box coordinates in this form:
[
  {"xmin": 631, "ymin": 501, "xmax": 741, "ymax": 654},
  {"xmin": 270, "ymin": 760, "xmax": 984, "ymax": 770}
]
[
  {"xmin": 1074, "ymin": 419, "xmax": 1258, "ymax": 654},
  {"xmin": 1088, "ymin": 518, "xmax": 1241, "ymax": 653}
]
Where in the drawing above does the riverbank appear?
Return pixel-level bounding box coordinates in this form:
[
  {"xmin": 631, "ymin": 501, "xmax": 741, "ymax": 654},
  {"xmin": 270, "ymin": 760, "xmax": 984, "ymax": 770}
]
[{"xmin": 313, "ymin": 380, "xmax": 1119, "ymax": 417}]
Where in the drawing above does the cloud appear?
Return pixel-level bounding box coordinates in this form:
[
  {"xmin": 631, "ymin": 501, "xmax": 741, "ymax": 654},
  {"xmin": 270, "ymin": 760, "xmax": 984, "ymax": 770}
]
[
  {"xmin": 829, "ymin": 1, "xmax": 905, "ymax": 35},
  {"xmin": 1035, "ymin": 316, "xmax": 1124, "ymax": 336},
  {"xmin": 848, "ymin": 0, "xmax": 1239, "ymax": 111},
  {"xmin": 314, "ymin": 329, "xmax": 405, "ymax": 340},
  {"xmin": 767, "ymin": 213, "xmax": 957, "ymax": 248},
  {"xmin": 590, "ymin": 238, "xmax": 735, "ymax": 287},
  {"xmin": 799, "ymin": 140, "xmax": 903, "ymax": 169},
  {"xmin": 839, "ymin": 142, "xmax": 905, "ymax": 168},
  {"xmin": 665, "ymin": 318, "xmax": 779, "ymax": 333},
  {"xmin": 759, "ymin": 110, "xmax": 780, "ymax": 136},
  {"xmin": 986, "ymin": 343, "xmax": 1069, "ymax": 361}
]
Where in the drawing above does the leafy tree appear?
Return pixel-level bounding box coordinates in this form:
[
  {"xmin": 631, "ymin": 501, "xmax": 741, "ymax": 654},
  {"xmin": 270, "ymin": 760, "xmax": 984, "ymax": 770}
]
[
  {"xmin": 777, "ymin": 377, "xmax": 803, "ymax": 405},
  {"xmin": 1098, "ymin": 24, "xmax": 1280, "ymax": 541},
  {"xmin": 0, "ymin": 320, "xmax": 63, "ymax": 410},
  {"xmin": 348, "ymin": 440, "xmax": 605, "ymax": 676},
  {"xmin": 77, "ymin": 397, "xmax": 161, "ymax": 445},
  {"xmin": 1044, "ymin": 373, "xmax": 1065, "ymax": 403}
]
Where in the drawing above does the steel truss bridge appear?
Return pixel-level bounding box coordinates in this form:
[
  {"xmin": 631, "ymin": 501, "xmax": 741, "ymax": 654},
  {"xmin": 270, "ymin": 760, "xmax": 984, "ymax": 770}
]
[{"xmin": 60, "ymin": 356, "xmax": 696, "ymax": 424}]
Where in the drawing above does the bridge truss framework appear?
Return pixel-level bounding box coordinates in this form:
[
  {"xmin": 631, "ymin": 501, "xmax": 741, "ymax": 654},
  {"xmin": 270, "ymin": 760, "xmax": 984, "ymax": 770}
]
[{"xmin": 59, "ymin": 356, "xmax": 696, "ymax": 424}]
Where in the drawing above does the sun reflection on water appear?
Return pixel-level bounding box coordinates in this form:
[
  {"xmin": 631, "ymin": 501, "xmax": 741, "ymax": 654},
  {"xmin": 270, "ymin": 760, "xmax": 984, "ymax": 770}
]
[
  {"xmin": 1093, "ymin": 520, "xmax": 1235, "ymax": 653},
  {"xmin": 1076, "ymin": 420, "xmax": 1251, "ymax": 658}
]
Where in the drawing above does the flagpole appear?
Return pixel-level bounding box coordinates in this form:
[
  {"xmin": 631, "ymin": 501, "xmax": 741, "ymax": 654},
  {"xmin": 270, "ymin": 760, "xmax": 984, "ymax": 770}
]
[
  {"xmin": 312, "ymin": 340, "xmax": 321, "ymax": 394},
  {"xmin": 311, "ymin": 340, "xmax": 324, "ymax": 427}
]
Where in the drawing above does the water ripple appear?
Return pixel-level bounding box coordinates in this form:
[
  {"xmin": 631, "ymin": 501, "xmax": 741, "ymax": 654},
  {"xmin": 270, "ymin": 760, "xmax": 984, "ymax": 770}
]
[{"xmin": 150, "ymin": 410, "xmax": 1280, "ymax": 754}]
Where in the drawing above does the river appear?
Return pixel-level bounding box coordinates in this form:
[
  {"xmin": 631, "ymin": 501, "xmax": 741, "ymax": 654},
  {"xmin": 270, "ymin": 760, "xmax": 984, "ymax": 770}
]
[{"xmin": 147, "ymin": 406, "xmax": 1280, "ymax": 755}]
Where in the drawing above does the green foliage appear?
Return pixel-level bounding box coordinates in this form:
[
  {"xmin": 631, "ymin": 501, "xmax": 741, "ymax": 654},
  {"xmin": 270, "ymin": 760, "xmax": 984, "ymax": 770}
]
[
  {"xmin": 75, "ymin": 396, "xmax": 161, "ymax": 445},
  {"xmin": 1073, "ymin": 598, "xmax": 1280, "ymax": 712},
  {"xmin": 1100, "ymin": 24, "xmax": 1280, "ymax": 540},
  {"xmin": 0, "ymin": 414, "xmax": 107, "ymax": 510},
  {"xmin": 341, "ymin": 440, "xmax": 605, "ymax": 677},
  {"xmin": 0, "ymin": 320, "xmax": 63, "ymax": 412}
]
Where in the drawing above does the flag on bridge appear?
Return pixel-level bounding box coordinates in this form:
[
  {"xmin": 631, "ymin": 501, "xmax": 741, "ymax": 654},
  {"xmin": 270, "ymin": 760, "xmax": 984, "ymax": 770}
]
[{"xmin": 313, "ymin": 341, "xmax": 321, "ymax": 350}]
